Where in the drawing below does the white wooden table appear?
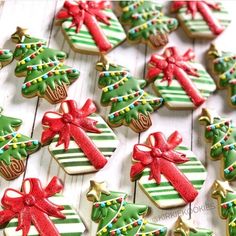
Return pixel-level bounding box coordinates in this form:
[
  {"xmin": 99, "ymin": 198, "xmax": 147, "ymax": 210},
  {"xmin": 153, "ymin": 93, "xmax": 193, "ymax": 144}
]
[{"xmin": 0, "ymin": 0, "xmax": 236, "ymax": 235}]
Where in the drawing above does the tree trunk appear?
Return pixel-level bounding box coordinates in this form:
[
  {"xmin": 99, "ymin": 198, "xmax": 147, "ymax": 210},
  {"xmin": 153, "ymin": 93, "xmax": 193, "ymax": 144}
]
[
  {"xmin": 131, "ymin": 113, "xmax": 152, "ymax": 133},
  {"xmin": 45, "ymin": 83, "xmax": 68, "ymax": 104}
]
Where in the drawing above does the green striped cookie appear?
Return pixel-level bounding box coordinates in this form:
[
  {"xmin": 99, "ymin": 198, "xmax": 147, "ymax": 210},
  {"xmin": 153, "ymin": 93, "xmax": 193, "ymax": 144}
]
[
  {"xmin": 4, "ymin": 194, "xmax": 86, "ymax": 236},
  {"xmin": 153, "ymin": 62, "xmax": 216, "ymax": 109},
  {"xmin": 175, "ymin": 3, "xmax": 231, "ymax": 39},
  {"xmin": 61, "ymin": 9, "xmax": 126, "ymax": 54},
  {"xmin": 137, "ymin": 146, "xmax": 207, "ymax": 209},
  {"xmin": 48, "ymin": 114, "xmax": 119, "ymax": 175}
]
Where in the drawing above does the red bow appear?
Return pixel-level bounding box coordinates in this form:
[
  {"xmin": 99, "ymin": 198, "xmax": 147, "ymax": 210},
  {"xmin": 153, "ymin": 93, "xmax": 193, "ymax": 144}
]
[
  {"xmin": 0, "ymin": 177, "xmax": 65, "ymax": 236},
  {"xmin": 147, "ymin": 47, "xmax": 205, "ymax": 107},
  {"xmin": 171, "ymin": 0, "xmax": 223, "ymax": 35},
  {"xmin": 41, "ymin": 99, "xmax": 107, "ymax": 170},
  {"xmin": 131, "ymin": 131, "xmax": 198, "ymax": 203}
]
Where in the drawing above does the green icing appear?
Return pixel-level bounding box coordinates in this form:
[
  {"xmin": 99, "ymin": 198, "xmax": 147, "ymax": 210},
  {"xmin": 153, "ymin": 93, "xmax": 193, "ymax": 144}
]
[
  {"xmin": 0, "ymin": 49, "xmax": 13, "ymax": 66},
  {"xmin": 0, "ymin": 111, "xmax": 40, "ymax": 165},
  {"xmin": 200, "ymin": 112, "xmax": 236, "ymax": 181},
  {"xmin": 119, "ymin": 0, "xmax": 178, "ymax": 45},
  {"xmin": 12, "ymin": 34, "xmax": 80, "ymax": 100},
  {"xmin": 96, "ymin": 59, "xmax": 163, "ymax": 129},
  {"xmin": 207, "ymin": 45, "xmax": 236, "ymax": 106},
  {"xmin": 91, "ymin": 190, "xmax": 167, "ymax": 236}
]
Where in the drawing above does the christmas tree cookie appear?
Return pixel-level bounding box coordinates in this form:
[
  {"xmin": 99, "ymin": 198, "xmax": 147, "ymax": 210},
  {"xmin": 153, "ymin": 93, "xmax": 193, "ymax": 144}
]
[
  {"xmin": 130, "ymin": 131, "xmax": 207, "ymax": 209},
  {"xmin": 147, "ymin": 47, "xmax": 216, "ymax": 109},
  {"xmin": 174, "ymin": 217, "xmax": 213, "ymax": 236},
  {"xmin": 207, "ymin": 44, "xmax": 236, "ymax": 107},
  {"xmin": 171, "ymin": 0, "xmax": 231, "ymax": 39},
  {"xmin": 0, "ymin": 176, "xmax": 86, "ymax": 236},
  {"xmin": 119, "ymin": 0, "xmax": 178, "ymax": 48},
  {"xmin": 87, "ymin": 180, "xmax": 167, "ymax": 236},
  {"xmin": 96, "ymin": 55, "xmax": 163, "ymax": 133},
  {"xmin": 0, "ymin": 108, "xmax": 40, "ymax": 180},
  {"xmin": 199, "ymin": 109, "xmax": 236, "ymax": 181},
  {"xmin": 11, "ymin": 27, "xmax": 80, "ymax": 104},
  {"xmin": 212, "ymin": 180, "xmax": 236, "ymax": 236},
  {"xmin": 41, "ymin": 99, "xmax": 119, "ymax": 175},
  {"xmin": 56, "ymin": 0, "xmax": 126, "ymax": 54},
  {"xmin": 0, "ymin": 48, "xmax": 13, "ymax": 68}
]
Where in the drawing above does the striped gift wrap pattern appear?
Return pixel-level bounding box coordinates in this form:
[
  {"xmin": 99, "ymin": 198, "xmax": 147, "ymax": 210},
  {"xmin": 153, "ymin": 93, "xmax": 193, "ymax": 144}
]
[
  {"xmin": 177, "ymin": 4, "xmax": 231, "ymax": 38},
  {"xmin": 153, "ymin": 62, "xmax": 216, "ymax": 108},
  {"xmin": 137, "ymin": 146, "xmax": 207, "ymax": 209},
  {"xmin": 48, "ymin": 114, "xmax": 119, "ymax": 174},
  {"xmin": 4, "ymin": 194, "xmax": 86, "ymax": 236},
  {"xmin": 61, "ymin": 9, "xmax": 126, "ymax": 53}
]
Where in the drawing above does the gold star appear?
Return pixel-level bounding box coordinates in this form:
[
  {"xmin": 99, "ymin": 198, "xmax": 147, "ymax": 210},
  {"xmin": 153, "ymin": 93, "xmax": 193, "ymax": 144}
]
[
  {"xmin": 96, "ymin": 54, "xmax": 117, "ymax": 71},
  {"xmin": 174, "ymin": 217, "xmax": 197, "ymax": 236},
  {"xmin": 87, "ymin": 180, "xmax": 110, "ymax": 202},
  {"xmin": 212, "ymin": 180, "xmax": 234, "ymax": 199},
  {"xmin": 11, "ymin": 26, "xmax": 29, "ymax": 43}
]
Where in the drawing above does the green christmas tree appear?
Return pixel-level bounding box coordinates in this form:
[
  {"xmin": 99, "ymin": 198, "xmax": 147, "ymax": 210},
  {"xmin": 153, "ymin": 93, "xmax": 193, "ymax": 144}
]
[
  {"xmin": 11, "ymin": 27, "xmax": 80, "ymax": 104},
  {"xmin": 199, "ymin": 109, "xmax": 236, "ymax": 181},
  {"xmin": 87, "ymin": 180, "xmax": 167, "ymax": 236},
  {"xmin": 96, "ymin": 55, "xmax": 163, "ymax": 133},
  {"xmin": 119, "ymin": 0, "xmax": 178, "ymax": 48},
  {"xmin": 207, "ymin": 44, "xmax": 236, "ymax": 107},
  {"xmin": 0, "ymin": 108, "xmax": 40, "ymax": 180},
  {"xmin": 0, "ymin": 49, "xmax": 13, "ymax": 68}
]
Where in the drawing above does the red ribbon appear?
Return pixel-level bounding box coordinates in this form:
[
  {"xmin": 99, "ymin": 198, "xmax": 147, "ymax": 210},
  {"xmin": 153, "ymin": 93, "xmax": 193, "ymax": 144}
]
[
  {"xmin": 0, "ymin": 177, "xmax": 65, "ymax": 236},
  {"xmin": 131, "ymin": 131, "xmax": 198, "ymax": 203},
  {"xmin": 56, "ymin": 0, "xmax": 112, "ymax": 53},
  {"xmin": 172, "ymin": 0, "xmax": 224, "ymax": 35},
  {"xmin": 41, "ymin": 99, "xmax": 107, "ymax": 170},
  {"xmin": 147, "ymin": 47, "xmax": 205, "ymax": 107}
]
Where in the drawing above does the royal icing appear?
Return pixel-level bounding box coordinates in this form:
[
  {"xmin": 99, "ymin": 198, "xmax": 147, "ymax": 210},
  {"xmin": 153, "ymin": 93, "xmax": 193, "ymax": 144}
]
[
  {"xmin": 11, "ymin": 27, "xmax": 80, "ymax": 104},
  {"xmin": 0, "ymin": 177, "xmax": 86, "ymax": 236},
  {"xmin": 0, "ymin": 49, "xmax": 13, "ymax": 68},
  {"xmin": 56, "ymin": 1, "xmax": 126, "ymax": 54},
  {"xmin": 131, "ymin": 131, "xmax": 207, "ymax": 209},
  {"xmin": 171, "ymin": 0, "xmax": 231, "ymax": 39},
  {"xmin": 0, "ymin": 108, "xmax": 40, "ymax": 180},
  {"xmin": 212, "ymin": 180, "xmax": 236, "ymax": 236},
  {"xmin": 119, "ymin": 0, "xmax": 178, "ymax": 48},
  {"xmin": 96, "ymin": 55, "xmax": 163, "ymax": 133},
  {"xmin": 87, "ymin": 180, "xmax": 167, "ymax": 236},
  {"xmin": 147, "ymin": 47, "xmax": 216, "ymax": 109},
  {"xmin": 200, "ymin": 109, "xmax": 236, "ymax": 181}
]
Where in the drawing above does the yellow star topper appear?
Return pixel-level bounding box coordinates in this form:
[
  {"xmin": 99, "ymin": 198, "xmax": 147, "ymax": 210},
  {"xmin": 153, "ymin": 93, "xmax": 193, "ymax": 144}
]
[
  {"xmin": 11, "ymin": 27, "xmax": 29, "ymax": 43},
  {"xmin": 87, "ymin": 180, "xmax": 110, "ymax": 202},
  {"xmin": 174, "ymin": 217, "xmax": 197, "ymax": 236}
]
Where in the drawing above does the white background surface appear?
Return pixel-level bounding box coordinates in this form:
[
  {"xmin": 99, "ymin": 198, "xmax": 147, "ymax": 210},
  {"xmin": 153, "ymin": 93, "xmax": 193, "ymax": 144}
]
[{"xmin": 0, "ymin": 0, "xmax": 235, "ymax": 235}]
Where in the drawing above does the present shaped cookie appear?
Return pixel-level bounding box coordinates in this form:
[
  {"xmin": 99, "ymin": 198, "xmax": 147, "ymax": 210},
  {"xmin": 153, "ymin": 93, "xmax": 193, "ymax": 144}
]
[
  {"xmin": 171, "ymin": 1, "xmax": 231, "ymax": 39},
  {"xmin": 41, "ymin": 99, "xmax": 119, "ymax": 174},
  {"xmin": 147, "ymin": 47, "xmax": 216, "ymax": 109},
  {"xmin": 56, "ymin": 0, "xmax": 126, "ymax": 54},
  {"xmin": 0, "ymin": 177, "xmax": 86, "ymax": 236},
  {"xmin": 130, "ymin": 131, "xmax": 207, "ymax": 209}
]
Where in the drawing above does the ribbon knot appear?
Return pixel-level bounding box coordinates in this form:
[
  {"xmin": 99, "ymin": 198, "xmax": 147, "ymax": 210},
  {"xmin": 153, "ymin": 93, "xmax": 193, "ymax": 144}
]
[
  {"xmin": 62, "ymin": 113, "xmax": 73, "ymax": 123},
  {"xmin": 23, "ymin": 194, "xmax": 36, "ymax": 206},
  {"xmin": 151, "ymin": 148, "xmax": 163, "ymax": 158}
]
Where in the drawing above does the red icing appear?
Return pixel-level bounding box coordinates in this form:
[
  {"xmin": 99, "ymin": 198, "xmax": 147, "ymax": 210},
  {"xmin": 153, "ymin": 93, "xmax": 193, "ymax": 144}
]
[
  {"xmin": 56, "ymin": 0, "xmax": 112, "ymax": 53},
  {"xmin": 172, "ymin": 0, "xmax": 224, "ymax": 35},
  {"xmin": 130, "ymin": 131, "xmax": 198, "ymax": 204},
  {"xmin": 41, "ymin": 99, "xmax": 107, "ymax": 170},
  {"xmin": 147, "ymin": 47, "xmax": 205, "ymax": 107},
  {"xmin": 0, "ymin": 177, "xmax": 65, "ymax": 236}
]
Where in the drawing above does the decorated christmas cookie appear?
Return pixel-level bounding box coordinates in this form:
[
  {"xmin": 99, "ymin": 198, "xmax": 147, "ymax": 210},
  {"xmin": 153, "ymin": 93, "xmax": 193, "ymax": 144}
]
[
  {"xmin": 119, "ymin": 0, "xmax": 178, "ymax": 48},
  {"xmin": 0, "ymin": 48, "xmax": 13, "ymax": 68},
  {"xmin": 174, "ymin": 217, "xmax": 213, "ymax": 236},
  {"xmin": 212, "ymin": 180, "xmax": 236, "ymax": 236},
  {"xmin": 207, "ymin": 44, "xmax": 236, "ymax": 107},
  {"xmin": 56, "ymin": 0, "xmax": 126, "ymax": 54},
  {"xmin": 96, "ymin": 55, "xmax": 163, "ymax": 133},
  {"xmin": 87, "ymin": 180, "xmax": 167, "ymax": 236},
  {"xmin": 11, "ymin": 27, "xmax": 80, "ymax": 104},
  {"xmin": 147, "ymin": 47, "xmax": 216, "ymax": 109},
  {"xmin": 130, "ymin": 131, "xmax": 207, "ymax": 209},
  {"xmin": 0, "ymin": 108, "xmax": 40, "ymax": 180},
  {"xmin": 171, "ymin": 0, "xmax": 231, "ymax": 39},
  {"xmin": 41, "ymin": 99, "xmax": 119, "ymax": 175},
  {"xmin": 0, "ymin": 176, "xmax": 86, "ymax": 236},
  {"xmin": 199, "ymin": 109, "xmax": 236, "ymax": 181}
]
